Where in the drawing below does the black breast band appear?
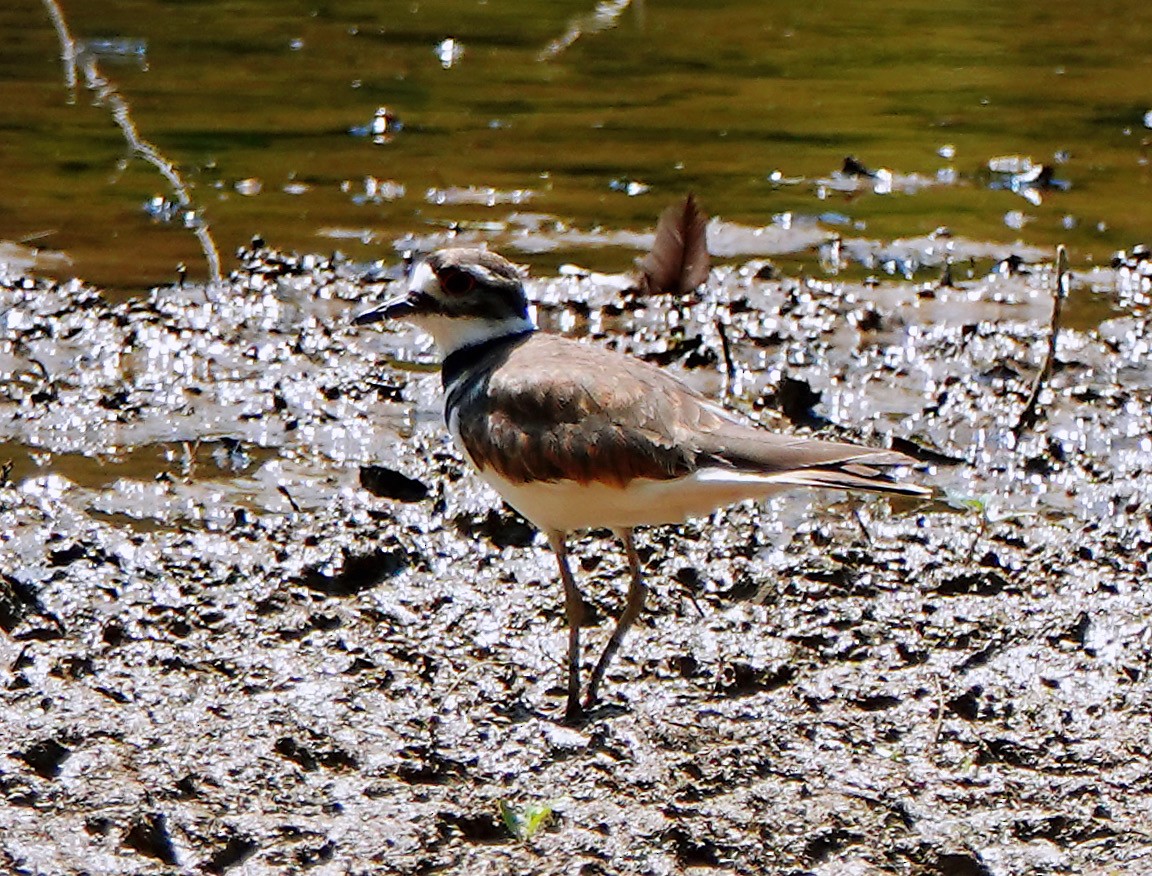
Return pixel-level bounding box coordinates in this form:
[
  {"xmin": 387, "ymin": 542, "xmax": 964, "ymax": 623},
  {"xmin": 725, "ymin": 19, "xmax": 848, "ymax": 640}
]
[{"xmin": 440, "ymin": 329, "xmax": 535, "ymax": 390}]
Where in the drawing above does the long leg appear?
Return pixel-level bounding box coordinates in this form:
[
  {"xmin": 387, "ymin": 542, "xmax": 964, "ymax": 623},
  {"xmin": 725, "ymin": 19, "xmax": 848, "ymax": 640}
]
[
  {"xmin": 585, "ymin": 528, "xmax": 647, "ymax": 710},
  {"xmin": 547, "ymin": 530, "xmax": 585, "ymax": 723}
]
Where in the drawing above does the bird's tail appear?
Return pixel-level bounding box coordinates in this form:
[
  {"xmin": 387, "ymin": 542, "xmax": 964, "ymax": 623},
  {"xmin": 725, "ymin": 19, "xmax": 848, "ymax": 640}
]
[{"xmin": 761, "ymin": 463, "xmax": 932, "ymax": 498}]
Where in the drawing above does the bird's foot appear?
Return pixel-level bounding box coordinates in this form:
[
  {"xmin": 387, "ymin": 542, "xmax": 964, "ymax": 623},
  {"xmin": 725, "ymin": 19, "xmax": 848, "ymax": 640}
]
[{"xmin": 562, "ymin": 698, "xmax": 586, "ymax": 726}]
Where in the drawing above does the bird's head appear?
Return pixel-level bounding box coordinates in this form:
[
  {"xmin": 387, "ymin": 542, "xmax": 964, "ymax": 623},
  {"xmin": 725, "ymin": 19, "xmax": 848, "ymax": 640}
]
[{"xmin": 355, "ymin": 248, "xmax": 535, "ymax": 355}]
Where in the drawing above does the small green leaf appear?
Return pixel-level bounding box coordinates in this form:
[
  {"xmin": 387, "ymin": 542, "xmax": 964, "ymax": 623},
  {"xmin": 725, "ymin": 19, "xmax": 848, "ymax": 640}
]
[
  {"xmin": 498, "ymin": 800, "xmax": 522, "ymax": 838},
  {"xmin": 498, "ymin": 799, "xmax": 553, "ymax": 841},
  {"xmin": 521, "ymin": 802, "xmax": 553, "ymax": 839},
  {"xmin": 942, "ymin": 490, "xmax": 988, "ymax": 515}
]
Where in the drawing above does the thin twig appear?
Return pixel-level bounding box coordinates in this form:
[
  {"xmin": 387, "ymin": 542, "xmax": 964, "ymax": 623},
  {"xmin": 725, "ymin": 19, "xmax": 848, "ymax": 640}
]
[
  {"xmin": 277, "ymin": 484, "xmax": 302, "ymax": 514},
  {"xmin": 930, "ymin": 671, "xmax": 945, "ymax": 752},
  {"xmin": 538, "ymin": 0, "xmax": 632, "ymax": 61},
  {"xmin": 851, "ymin": 505, "xmax": 873, "ymax": 547},
  {"xmin": 1013, "ymin": 245, "xmax": 1069, "ymax": 436},
  {"xmin": 40, "ymin": 0, "xmax": 77, "ymax": 95},
  {"xmin": 25, "ymin": 356, "xmax": 51, "ymax": 381},
  {"xmin": 964, "ymin": 510, "xmax": 988, "ymax": 564},
  {"xmin": 715, "ymin": 316, "xmax": 737, "ymax": 393},
  {"xmin": 41, "ymin": 0, "xmax": 222, "ymax": 284},
  {"xmin": 672, "ymin": 578, "xmax": 705, "ymax": 619},
  {"xmin": 180, "ymin": 440, "xmax": 198, "ymax": 481}
]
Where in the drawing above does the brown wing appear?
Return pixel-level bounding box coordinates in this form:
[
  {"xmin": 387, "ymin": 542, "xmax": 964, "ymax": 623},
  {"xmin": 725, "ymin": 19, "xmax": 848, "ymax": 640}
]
[
  {"xmin": 689, "ymin": 402, "xmax": 931, "ymax": 497},
  {"xmin": 696, "ymin": 422, "xmax": 930, "ymax": 496},
  {"xmin": 452, "ymin": 334, "xmax": 712, "ymax": 486},
  {"xmin": 451, "ymin": 333, "xmax": 924, "ymax": 495}
]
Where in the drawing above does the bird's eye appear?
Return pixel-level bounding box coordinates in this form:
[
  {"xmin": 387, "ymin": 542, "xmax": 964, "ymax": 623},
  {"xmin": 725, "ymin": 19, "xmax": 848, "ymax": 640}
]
[{"xmin": 439, "ymin": 269, "xmax": 476, "ymax": 296}]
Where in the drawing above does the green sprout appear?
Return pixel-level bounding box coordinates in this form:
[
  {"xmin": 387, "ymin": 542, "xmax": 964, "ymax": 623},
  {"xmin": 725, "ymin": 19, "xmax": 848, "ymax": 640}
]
[
  {"xmin": 944, "ymin": 492, "xmax": 988, "ymax": 516},
  {"xmin": 499, "ymin": 799, "xmax": 554, "ymax": 841},
  {"xmin": 942, "ymin": 489, "xmax": 1039, "ymax": 562}
]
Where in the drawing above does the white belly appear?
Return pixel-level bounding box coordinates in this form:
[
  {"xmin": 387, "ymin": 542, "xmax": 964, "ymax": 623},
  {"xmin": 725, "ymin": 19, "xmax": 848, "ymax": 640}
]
[{"xmin": 475, "ymin": 465, "xmax": 791, "ymax": 533}]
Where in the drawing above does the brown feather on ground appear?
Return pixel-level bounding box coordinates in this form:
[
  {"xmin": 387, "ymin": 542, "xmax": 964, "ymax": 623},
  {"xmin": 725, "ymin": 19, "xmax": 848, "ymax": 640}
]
[{"xmin": 636, "ymin": 194, "xmax": 710, "ymax": 295}]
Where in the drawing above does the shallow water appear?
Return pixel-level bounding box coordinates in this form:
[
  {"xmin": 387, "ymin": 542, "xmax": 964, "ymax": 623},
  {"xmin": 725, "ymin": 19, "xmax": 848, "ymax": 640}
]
[{"xmin": 2, "ymin": 0, "xmax": 1152, "ymax": 291}]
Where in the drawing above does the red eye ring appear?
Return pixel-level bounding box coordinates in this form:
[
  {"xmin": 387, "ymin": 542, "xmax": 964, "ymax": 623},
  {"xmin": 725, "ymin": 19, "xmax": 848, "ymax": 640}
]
[{"xmin": 439, "ymin": 269, "xmax": 476, "ymax": 296}]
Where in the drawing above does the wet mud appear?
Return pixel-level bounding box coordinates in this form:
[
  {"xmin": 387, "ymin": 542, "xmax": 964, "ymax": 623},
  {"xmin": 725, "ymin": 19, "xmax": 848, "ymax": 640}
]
[{"xmin": 2, "ymin": 244, "xmax": 1151, "ymax": 874}]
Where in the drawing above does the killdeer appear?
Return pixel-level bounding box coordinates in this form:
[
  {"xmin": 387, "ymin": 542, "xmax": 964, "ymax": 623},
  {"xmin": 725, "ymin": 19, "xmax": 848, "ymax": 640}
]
[{"xmin": 356, "ymin": 247, "xmax": 929, "ymax": 722}]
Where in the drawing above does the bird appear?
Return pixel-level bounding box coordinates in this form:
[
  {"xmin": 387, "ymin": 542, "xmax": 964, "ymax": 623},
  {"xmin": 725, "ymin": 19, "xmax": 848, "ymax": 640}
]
[{"xmin": 355, "ymin": 247, "xmax": 930, "ymax": 723}]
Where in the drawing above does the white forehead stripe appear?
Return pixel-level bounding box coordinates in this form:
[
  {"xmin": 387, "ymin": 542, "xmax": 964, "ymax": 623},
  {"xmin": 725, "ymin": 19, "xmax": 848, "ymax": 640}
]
[{"xmin": 409, "ymin": 260, "xmax": 439, "ymax": 294}]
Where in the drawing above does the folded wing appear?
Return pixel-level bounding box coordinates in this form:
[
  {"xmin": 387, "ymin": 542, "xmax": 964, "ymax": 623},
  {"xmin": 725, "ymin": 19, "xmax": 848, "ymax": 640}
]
[{"xmin": 452, "ymin": 333, "xmax": 927, "ymax": 497}]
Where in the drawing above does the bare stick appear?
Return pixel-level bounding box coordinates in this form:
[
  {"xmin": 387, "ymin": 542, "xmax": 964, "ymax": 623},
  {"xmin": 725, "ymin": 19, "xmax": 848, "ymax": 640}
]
[
  {"xmin": 41, "ymin": 0, "xmax": 222, "ymax": 284},
  {"xmin": 277, "ymin": 485, "xmax": 302, "ymax": 514},
  {"xmin": 40, "ymin": 0, "xmax": 77, "ymax": 95},
  {"xmin": 538, "ymin": 0, "xmax": 632, "ymax": 61},
  {"xmin": 851, "ymin": 505, "xmax": 873, "ymax": 547},
  {"xmin": 1012, "ymin": 245, "xmax": 1069, "ymax": 436},
  {"xmin": 930, "ymin": 671, "xmax": 945, "ymax": 753},
  {"xmin": 715, "ymin": 317, "xmax": 737, "ymax": 392}
]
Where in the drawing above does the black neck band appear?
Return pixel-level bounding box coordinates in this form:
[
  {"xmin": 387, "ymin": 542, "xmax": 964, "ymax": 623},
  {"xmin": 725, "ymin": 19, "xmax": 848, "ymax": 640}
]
[{"xmin": 440, "ymin": 329, "xmax": 535, "ymax": 389}]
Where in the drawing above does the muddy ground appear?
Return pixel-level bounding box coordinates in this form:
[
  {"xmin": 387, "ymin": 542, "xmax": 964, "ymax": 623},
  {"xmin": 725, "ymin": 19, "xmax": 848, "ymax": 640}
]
[{"xmin": 1, "ymin": 242, "xmax": 1151, "ymax": 875}]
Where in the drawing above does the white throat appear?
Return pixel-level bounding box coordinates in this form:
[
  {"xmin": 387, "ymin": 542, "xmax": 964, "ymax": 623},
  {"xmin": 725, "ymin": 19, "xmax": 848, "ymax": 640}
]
[{"xmin": 413, "ymin": 311, "xmax": 537, "ymax": 358}]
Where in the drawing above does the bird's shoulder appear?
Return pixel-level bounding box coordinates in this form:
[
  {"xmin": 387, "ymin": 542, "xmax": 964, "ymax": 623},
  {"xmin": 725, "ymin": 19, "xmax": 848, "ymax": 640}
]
[{"xmin": 488, "ymin": 332, "xmax": 733, "ymax": 430}]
